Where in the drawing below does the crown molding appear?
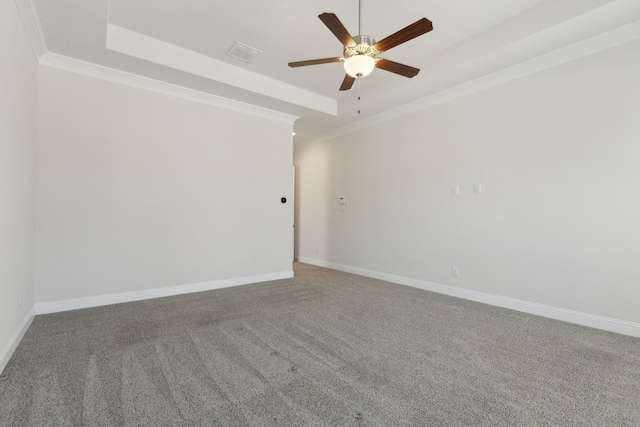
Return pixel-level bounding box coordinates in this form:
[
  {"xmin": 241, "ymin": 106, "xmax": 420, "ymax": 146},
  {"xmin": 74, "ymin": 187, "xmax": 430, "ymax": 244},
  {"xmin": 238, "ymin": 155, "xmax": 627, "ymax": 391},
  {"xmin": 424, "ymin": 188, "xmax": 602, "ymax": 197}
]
[
  {"xmin": 106, "ymin": 24, "xmax": 336, "ymax": 116},
  {"xmin": 297, "ymin": 18, "xmax": 640, "ymax": 151},
  {"xmin": 39, "ymin": 53, "xmax": 298, "ymax": 125},
  {"xmin": 13, "ymin": 0, "xmax": 47, "ymax": 60},
  {"xmin": 16, "ymin": 0, "xmax": 297, "ymax": 125}
]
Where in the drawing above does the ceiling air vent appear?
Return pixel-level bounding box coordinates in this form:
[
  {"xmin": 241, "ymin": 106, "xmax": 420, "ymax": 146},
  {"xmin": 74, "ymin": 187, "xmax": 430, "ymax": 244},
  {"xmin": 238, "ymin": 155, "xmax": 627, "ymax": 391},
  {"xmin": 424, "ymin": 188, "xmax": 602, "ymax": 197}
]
[{"xmin": 227, "ymin": 42, "xmax": 262, "ymax": 63}]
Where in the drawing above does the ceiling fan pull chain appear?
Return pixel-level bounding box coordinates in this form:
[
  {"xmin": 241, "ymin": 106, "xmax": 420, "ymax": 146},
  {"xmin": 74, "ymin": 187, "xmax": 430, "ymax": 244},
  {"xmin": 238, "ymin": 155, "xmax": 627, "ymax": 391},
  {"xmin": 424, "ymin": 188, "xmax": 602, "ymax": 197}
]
[{"xmin": 357, "ymin": 77, "xmax": 361, "ymax": 114}]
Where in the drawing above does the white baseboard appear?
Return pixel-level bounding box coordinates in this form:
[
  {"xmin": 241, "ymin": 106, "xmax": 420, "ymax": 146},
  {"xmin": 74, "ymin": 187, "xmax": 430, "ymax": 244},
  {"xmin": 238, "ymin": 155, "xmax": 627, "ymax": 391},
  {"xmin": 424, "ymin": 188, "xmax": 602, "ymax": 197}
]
[
  {"xmin": 1, "ymin": 307, "xmax": 35, "ymax": 375},
  {"xmin": 298, "ymin": 257, "xmax": 640, "ymax": 338},
  {"xmin": 35, "ymin": 270, "xmax": 294, "ymax": 315}
]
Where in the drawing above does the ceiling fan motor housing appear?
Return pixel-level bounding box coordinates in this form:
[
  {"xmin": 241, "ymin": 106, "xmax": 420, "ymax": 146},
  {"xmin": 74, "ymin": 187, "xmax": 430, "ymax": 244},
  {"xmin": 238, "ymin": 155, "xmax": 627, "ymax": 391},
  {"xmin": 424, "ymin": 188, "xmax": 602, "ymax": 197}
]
[{"xmin": 344, "ymin": 35, "xmax": 379, "ymax": 59}]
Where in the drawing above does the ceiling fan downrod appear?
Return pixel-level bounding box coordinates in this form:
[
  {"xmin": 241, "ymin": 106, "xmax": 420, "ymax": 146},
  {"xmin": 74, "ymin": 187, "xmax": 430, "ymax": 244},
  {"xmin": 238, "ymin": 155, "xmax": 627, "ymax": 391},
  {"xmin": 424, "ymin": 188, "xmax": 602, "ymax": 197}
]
[{"xmin": 358, "ymin": 0, "xmax": 362, "ymax": 36}]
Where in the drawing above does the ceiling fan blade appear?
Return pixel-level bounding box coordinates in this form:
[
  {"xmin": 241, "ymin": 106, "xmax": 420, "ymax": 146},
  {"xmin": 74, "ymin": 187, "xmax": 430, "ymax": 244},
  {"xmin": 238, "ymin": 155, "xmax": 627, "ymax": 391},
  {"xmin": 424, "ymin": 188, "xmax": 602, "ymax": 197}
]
[
  {"xmin": 374, "ymin": 18, "xmax": 433, "ymax": 52},
  {"xmin": 319, "ymin": 13, "xmax": 356, "ymax": 47},
  {"xmin": 339, "ymin": 74, "xmax": 356, "ymax": 91},
  {"xmin": 288, "ymin": 57, "xmax": 343, "ymax": 68},
  {"xmin": 375, "ymin": 59, "xmax": 420, "ymax": 78}
]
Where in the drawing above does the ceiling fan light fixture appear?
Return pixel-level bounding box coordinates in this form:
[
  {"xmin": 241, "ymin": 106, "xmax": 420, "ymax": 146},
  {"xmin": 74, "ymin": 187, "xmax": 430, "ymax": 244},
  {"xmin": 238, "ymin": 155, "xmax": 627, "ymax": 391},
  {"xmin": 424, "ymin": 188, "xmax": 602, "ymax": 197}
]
[
  {"xmin": 344, "ymin": 54, "xmax": 375, "ymax": 78},
  {"xmin": 287, "ymin": 7, "xmax": 433, "ymax": 91}
]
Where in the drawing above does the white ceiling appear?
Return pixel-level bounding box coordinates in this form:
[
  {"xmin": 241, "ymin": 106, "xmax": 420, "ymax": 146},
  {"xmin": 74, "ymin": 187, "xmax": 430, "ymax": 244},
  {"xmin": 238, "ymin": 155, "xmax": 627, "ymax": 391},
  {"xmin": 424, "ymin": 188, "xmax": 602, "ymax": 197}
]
[{"xmin": 32, "ymin": 0, "xmax": 640, "ymax": 145}]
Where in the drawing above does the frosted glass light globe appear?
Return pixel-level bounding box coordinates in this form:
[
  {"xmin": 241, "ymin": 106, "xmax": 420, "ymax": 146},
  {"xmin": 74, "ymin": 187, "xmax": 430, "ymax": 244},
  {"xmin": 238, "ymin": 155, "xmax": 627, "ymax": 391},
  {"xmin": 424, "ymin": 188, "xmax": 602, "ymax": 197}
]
[{"xmin": 344, "ymin": 55, "xmax": 375, "ymax": 78}]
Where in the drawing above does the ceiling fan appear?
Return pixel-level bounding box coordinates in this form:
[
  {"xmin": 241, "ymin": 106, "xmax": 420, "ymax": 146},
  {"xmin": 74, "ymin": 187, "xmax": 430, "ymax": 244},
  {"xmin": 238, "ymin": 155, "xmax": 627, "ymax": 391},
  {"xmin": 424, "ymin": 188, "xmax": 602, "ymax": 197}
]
[{"xmin": 288, "ymin": 1, "xmax": 433, "ymax": 91}]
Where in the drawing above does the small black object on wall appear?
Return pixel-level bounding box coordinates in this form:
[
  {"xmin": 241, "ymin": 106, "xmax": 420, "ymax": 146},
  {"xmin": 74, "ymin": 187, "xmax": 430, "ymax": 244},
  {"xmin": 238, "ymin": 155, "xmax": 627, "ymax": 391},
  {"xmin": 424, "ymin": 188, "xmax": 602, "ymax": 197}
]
[{"xmin": 281, "ymin": 197, "xmax": 287, "ymax": 203}]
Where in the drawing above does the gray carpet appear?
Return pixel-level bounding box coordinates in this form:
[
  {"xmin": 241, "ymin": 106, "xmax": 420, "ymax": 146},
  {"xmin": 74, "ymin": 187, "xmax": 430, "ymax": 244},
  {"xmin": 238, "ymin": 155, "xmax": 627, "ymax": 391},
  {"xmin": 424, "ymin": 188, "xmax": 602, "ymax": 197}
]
[{"xmin": 1, "ymin": 263, "xmax": 639, "ymax": 426}]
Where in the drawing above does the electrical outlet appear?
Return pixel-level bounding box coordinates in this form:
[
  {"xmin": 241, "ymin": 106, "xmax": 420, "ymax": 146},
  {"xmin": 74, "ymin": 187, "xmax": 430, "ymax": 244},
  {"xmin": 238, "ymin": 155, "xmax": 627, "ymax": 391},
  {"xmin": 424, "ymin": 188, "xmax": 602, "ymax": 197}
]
[
  {"xmin": 474, "ymin": 184, "xmax": 482, "ymax": 194},
  {"xmin": 245, "ymin": 258, "xmax": 251, "ymax": 267},
  {"xmin": 451, "ymin": 186, "xmax": 459, "ymax": 196},
  {"xmin": 452, "ymin": 267, "xmax": 460, "ymax": 277}
]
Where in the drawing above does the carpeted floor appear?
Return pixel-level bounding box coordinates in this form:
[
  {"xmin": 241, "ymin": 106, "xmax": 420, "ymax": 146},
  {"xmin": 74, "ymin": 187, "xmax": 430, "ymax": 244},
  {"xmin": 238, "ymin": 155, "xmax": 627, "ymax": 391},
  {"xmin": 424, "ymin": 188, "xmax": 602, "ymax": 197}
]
[{"xmin": 1, "ymin": 263, "xmax": 639, "ymax": 426}]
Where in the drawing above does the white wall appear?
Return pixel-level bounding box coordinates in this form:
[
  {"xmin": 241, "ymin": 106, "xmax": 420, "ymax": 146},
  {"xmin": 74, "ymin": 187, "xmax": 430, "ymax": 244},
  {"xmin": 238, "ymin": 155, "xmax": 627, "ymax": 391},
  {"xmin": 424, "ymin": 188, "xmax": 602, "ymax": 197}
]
[
  {"xmin": 295, "ymin": 39, "xmax": 640, "ymax": 330},
  {"xmin": 0, "ymin": 0, "xmax": 37, "ymax": 372},
  {"xmin": 36, "ymin": 67, "xmax": 294, "ymax": 306}
]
